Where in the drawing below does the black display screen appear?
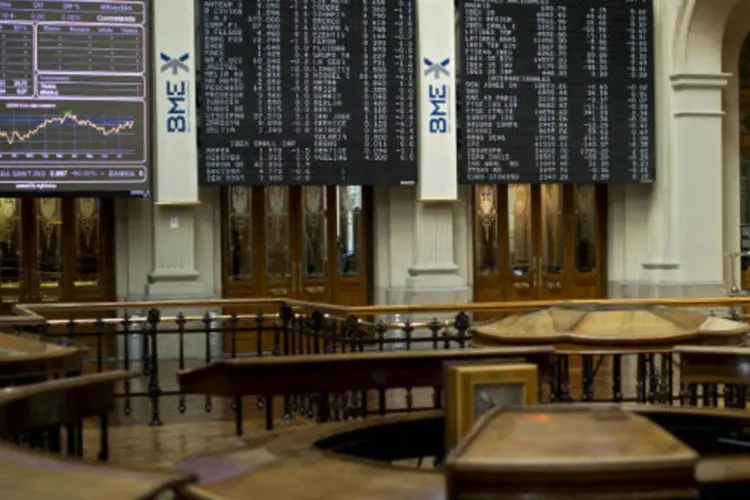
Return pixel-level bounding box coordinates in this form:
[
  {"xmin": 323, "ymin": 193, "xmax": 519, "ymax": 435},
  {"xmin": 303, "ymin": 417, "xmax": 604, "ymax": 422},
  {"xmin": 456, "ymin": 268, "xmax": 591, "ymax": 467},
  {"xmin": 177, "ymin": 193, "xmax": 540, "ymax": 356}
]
[
  {"xmin": 458, "ymin": 0, "xmax": 655, "ymax": 184},
  {"xmin": 0, "ymin": 0, "xmax": 150, "ymax": 195},
  {"xmin": 198, "ymin": 0, "xmax": 417, "ymax": 186}
]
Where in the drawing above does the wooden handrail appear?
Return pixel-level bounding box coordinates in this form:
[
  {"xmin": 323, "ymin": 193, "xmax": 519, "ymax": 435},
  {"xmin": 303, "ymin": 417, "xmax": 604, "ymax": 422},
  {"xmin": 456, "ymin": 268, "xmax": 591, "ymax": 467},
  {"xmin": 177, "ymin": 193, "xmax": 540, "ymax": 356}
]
[
  {"xmin": 0, "ymin": 371, "xmax": 198, "ymax": 499},
  {"xmin": 177, "ymin": 347, "xmax": 554, "ymax": 397},
  {"xmin": 9, "ymin": 295, "xmax": 750, "ymax": 321},
  {"xmin": 0, "ymin": 371, "xmax": 137, "ymax": 436}
]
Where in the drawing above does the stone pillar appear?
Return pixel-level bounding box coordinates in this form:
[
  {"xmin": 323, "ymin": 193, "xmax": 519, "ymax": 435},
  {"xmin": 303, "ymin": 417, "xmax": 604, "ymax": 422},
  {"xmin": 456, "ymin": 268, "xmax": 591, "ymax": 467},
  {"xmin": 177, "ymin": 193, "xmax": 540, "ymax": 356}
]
[
  {"xmin": 405, "ymin": 202, "xmax": 469, "ymax": 304},
  {"xmin": 669, "ymin": 73, "xmax": 730, "ymax": 293},
  {"xmin": 148, "ymin": 205, "xmax": 201, "ymax": 294},
  {"xmin": 147, "ymin": 204, "xmax": 215, "ymax": 360}
]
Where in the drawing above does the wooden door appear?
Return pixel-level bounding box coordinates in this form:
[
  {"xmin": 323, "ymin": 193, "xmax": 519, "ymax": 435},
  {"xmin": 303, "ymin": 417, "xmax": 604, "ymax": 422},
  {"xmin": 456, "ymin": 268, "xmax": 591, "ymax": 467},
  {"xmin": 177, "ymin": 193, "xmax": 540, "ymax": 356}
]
[
  {"xmin": 0, "ymin": 197, "xmax": 114, "ymax": 352},
  {"xmin": 222, "ymin": 186, "xmax": 372, "ymax": 354},
  {"xmin": 473, "ymin": 184, "xmax": 606, "ymax": 311}
]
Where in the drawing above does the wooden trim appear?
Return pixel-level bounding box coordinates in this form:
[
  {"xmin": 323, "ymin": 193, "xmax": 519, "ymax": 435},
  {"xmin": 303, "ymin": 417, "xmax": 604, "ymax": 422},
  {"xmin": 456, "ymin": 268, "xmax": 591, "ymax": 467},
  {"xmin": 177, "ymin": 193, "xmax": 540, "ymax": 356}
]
[{"xmin": 177, "ymin": 347, "xmax": 554, "ymax": 397}]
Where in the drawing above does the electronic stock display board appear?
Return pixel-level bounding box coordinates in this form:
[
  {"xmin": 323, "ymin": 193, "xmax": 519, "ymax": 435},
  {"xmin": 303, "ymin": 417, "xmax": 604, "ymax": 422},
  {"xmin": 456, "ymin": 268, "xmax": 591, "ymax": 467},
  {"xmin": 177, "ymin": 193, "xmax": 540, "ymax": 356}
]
[
  {"xmin": 198, "ymin": 0, "xmax": 418, "ymax": 186},
  {"xmin": 0, "ymin": 0, "xmax": 150, "ymax": 194},
  {"xmin": 459, "ymin": 0, "xmax": 655, "ymax": 184}
]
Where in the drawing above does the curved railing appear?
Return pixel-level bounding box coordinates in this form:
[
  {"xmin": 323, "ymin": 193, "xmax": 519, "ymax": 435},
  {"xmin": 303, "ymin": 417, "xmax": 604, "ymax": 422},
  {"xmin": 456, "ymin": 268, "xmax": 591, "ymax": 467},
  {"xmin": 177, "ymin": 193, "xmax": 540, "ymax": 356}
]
[{"xmin": 0, "ymin": 295, "xmax": 748, "ymax": 427}]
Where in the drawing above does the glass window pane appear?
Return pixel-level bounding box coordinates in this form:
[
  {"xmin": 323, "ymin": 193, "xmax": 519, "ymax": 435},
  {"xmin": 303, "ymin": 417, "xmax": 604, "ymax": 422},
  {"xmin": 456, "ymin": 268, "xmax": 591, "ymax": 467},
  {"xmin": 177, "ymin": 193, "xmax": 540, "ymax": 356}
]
[
  {"xmin": 227, "ymin": 187, "xmax": 253, "ymax": 282},
  {"xmin": 336, "ymin": 186, "xmax": 362, "ymax": 277},
  {"xmin": 742, "ymin": 151, "xmax": 750, "ymax": 273},
  {"xmin": 264, "ymin": 187, "xmax": 290, "ymax": 280},
  {"xmin": 36, "ymin": 198, "xmax": 62, "ymax": 291},
  {"xmin": 508, "ymin": 185, "xmax": 533, "ymax": 275},
  {"xmin": 475, "ymin": 185, "xmax": 499, "ymax": 275},
  {"xmin": 74, "ymin": 198, "xmax": 101, "ymax": 287},
  {"xmin": 0, "ymin": 199, "xmax": 22, "ymax": 289},
  {"xmin": 574, "ymin": 185, "xmax": 597, "ymax": 273},
  {"xmin": 302, "ymin": 186, "xmax": 327, "ymax": 278},
  {"xmin": 541, "ymin": 185, "xmax": 564, "ymax": 274}
]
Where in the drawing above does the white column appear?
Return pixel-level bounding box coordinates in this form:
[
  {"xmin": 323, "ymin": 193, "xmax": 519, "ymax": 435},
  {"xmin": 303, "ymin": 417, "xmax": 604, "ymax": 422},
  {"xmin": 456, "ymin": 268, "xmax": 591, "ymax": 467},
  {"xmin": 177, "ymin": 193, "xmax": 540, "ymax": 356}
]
[
  {"xmin": 148, "ymin": 206, "xmax": 200, "ymax": 289},
  {"xmin": 670, "ymin": 73, "xmax": 730, "ymax": 289},
  {"xmin": 405, "ymin": 200, "xmax": 469, "ymax": 304}
]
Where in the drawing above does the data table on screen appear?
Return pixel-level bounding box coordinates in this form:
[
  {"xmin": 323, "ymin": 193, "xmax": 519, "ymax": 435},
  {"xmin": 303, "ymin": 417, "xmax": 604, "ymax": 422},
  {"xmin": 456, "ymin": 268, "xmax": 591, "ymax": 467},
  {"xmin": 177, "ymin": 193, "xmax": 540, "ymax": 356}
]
[
  {"xmin": 0, "ymin": 0, "xmax": 150, "ymax": 194},
  {"xmin": 458, "ymin": 0, "xmax": 655, "ymax": 184},
  {"xmin": 198, "ymin": 0, "xmax": 418, "ymax": 186}
]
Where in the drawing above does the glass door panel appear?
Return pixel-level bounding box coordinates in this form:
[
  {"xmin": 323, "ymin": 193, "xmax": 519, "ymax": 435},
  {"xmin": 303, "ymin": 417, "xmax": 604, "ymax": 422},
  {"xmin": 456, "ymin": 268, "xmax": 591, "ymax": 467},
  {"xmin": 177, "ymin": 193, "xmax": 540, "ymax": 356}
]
[
  {"xmin": 0, "ymin": 199, "xmax": 23, "ymax": 303},
  {"xmin": 226, "ymin": 186, "xmax": 255, "ymax": 284},
  {"xmin": 569, "ymin": 185, "xmax": 603, "ymax": 299},
  {"xmin": 36, "ymin": 198, "xmax": 62, "ymax": 301},
  {"xmin": 506, "ymin": 185, "xmax": 537, "ymax": 299},
  {"xmin": 574, "ymin": 185, "xmax": 597, "ymax": 273},
  {"xmin": 74, "ymin": 198, "xmax": 101, "ymax": 289},
  {"xmin": 475, "ymin": 185, "xmax": 500, "ymax": 276},
  {"xmin": 540, "ymin": 185, "xmax": 565, "ymax": 298},
  {"xmin": 332, "ymin": 186, "xmax": 368, "ymax": 306},
  {"xmin": 264, "ymin": 187, "xmax": 292, "ymax": 297},
  {"xmin": 337, "ymin": 186, "xmax": 363, "ymax": 278},
  {"xmin": 298, "ymin": 186, "xmax": 328, "ymax": 301}
]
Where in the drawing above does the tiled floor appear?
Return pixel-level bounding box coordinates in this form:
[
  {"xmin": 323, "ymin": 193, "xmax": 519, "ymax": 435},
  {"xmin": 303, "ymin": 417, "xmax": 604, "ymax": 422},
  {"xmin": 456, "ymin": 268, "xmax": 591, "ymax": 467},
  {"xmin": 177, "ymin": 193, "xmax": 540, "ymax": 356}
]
[
  {"xmin": 74, "ymin": 354, "xmax": 650, "ymax": 470},
  {"xmin": 82, "ymin": 396, "xmax": 312, "ymax": 469}
]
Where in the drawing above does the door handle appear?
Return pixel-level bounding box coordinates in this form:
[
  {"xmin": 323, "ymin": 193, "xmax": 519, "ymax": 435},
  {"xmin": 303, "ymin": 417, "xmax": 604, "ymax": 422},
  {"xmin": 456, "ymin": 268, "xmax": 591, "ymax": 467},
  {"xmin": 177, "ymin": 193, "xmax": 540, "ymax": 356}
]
[{"xmin": 547, "ymin": 280, "xmax": 563, "ymax": 291}]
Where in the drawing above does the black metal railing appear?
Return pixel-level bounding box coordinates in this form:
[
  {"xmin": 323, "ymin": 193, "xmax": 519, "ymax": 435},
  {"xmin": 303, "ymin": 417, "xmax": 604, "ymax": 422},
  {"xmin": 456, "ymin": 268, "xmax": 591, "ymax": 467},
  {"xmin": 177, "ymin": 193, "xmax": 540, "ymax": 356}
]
[{"xmin": 3, "ymin": 302, "xmax": 746, "ymax": 432}]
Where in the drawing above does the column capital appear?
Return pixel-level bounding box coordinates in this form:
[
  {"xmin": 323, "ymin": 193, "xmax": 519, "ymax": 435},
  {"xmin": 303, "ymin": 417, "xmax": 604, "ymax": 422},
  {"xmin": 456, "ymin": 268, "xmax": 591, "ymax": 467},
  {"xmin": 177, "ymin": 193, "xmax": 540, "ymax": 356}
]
[{"xmin": 670, "ymin": 72, "xmax": 732, "ymax": 90}]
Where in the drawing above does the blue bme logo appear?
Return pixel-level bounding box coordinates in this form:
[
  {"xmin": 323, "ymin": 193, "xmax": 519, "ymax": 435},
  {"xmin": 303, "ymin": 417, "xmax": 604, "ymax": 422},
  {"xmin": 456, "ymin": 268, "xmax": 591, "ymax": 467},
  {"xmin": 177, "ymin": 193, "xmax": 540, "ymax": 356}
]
[
  {"xmin": 423, "ymin": 58, "xmax": 451, "ymax": 134},
  {"xmin": 160, "ymin": 52, "xmax": 190, "ymax": 133}
]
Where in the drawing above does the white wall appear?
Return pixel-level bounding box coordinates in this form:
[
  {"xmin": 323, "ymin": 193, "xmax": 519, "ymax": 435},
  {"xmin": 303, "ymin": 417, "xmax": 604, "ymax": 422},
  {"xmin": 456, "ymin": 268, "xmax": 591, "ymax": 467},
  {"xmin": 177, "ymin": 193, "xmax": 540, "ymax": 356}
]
[{"xmin": 114, "ymin": 187, "xmax": 222, "ymax": 302}]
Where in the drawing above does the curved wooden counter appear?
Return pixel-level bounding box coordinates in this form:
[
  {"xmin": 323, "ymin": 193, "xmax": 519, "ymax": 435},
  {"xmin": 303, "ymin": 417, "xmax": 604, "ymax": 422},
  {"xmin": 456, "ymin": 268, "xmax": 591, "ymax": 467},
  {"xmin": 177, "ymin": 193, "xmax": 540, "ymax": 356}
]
[
  {"xmin": 471, "ymin": 306, "xmax": 750, "ymax": 352},
  {"xmin": 1, "ymin": 445, "xmax": 194, "ymax": 500},
  {"xmin": 174, "ymin": 405, "xmax": 750, "ymax": 500},
  {"xmin": 0, "ymin": 371, "xmax": 198, "ymax": 500},
  {"xmin": 0, "ymin": 332, "xmax": 85, "ymax": 380},
  {"xmin": 176, "ymin": 413, "xmax": 445, "ymax": 500}
]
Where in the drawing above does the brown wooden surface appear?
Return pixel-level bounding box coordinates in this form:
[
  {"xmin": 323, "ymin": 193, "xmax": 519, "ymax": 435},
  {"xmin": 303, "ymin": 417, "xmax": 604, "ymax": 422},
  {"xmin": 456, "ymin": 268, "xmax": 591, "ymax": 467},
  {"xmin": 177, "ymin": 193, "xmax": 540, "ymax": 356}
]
[
  {"xmin": 0, "ymin": 444, "xmax": 195, "ymax": 500},
  {"xmin": 0, "ymin": 331, "xmax": 85, "ymax": 379},
  {"xmin": 676, "ymin": 345, "xmax": 750, "ymax": 385},
  {"xmin": 446, "ymin": 405, "xmax": 699, "ymax": 500},
  {"xmin": 177, "ymin": 347, "xmax": 554, "ymax": 398},
  {"xmin": 453, "ymin": 406, "xmax": 697, "ymax": 469},
  {"xmin": 471, "ymin": 306, "xmax": 749, "ymax": 347},
  {"xmin": 0, "ymin": 370, "xmax": 136, "ymax": 435},
  {"xmin": 176, "ymin": 413, "xmax": 444, "ymax": 500}
]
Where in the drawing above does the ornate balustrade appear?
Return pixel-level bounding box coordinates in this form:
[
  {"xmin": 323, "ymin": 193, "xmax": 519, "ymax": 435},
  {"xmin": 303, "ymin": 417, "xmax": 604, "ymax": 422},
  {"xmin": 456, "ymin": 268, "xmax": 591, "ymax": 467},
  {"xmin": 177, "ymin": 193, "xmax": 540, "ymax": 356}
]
[{"xmin": 1, "ymin": 295, "xmax": 749, "ymax": 427}]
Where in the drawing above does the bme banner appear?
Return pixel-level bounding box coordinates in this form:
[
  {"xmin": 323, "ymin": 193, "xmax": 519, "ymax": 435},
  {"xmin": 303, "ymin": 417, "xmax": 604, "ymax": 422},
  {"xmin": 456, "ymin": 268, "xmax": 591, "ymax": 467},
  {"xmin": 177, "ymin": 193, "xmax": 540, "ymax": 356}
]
[
  {"xmin": 153, "ymin": 0, "xmax": 199, "ymax": 204},
  {"xmin": 416, "ymin": 0, "xmax": 458, "ymax": 202}
]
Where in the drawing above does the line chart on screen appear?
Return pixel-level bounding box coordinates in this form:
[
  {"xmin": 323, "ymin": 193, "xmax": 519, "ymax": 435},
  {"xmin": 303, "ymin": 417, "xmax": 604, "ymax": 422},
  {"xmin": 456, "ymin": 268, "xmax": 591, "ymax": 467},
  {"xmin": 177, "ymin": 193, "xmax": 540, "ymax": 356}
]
[{"xmin": 0, "ymin": 102, "xmax": 145, "ymax": 163}]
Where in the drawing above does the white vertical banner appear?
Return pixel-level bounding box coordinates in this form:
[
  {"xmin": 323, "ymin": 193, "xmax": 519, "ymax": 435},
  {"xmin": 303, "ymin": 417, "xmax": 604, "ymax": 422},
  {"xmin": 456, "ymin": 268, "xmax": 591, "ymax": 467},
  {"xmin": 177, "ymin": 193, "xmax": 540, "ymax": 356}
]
[
  {"xmin": 415, "ymin": 0, "xmax": 458, "ymax": 202},
  {"xmin": 152, "ymin": 0, "xmax": 199, "ymax": 204}
]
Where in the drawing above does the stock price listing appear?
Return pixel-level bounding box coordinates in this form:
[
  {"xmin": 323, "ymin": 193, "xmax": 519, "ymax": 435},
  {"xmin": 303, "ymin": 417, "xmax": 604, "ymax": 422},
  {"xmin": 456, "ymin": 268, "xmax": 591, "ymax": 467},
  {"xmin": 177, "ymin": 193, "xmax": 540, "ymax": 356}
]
[{"xmin": 0, "ymin": 0, "xmax": 149, "ymax": 194}]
